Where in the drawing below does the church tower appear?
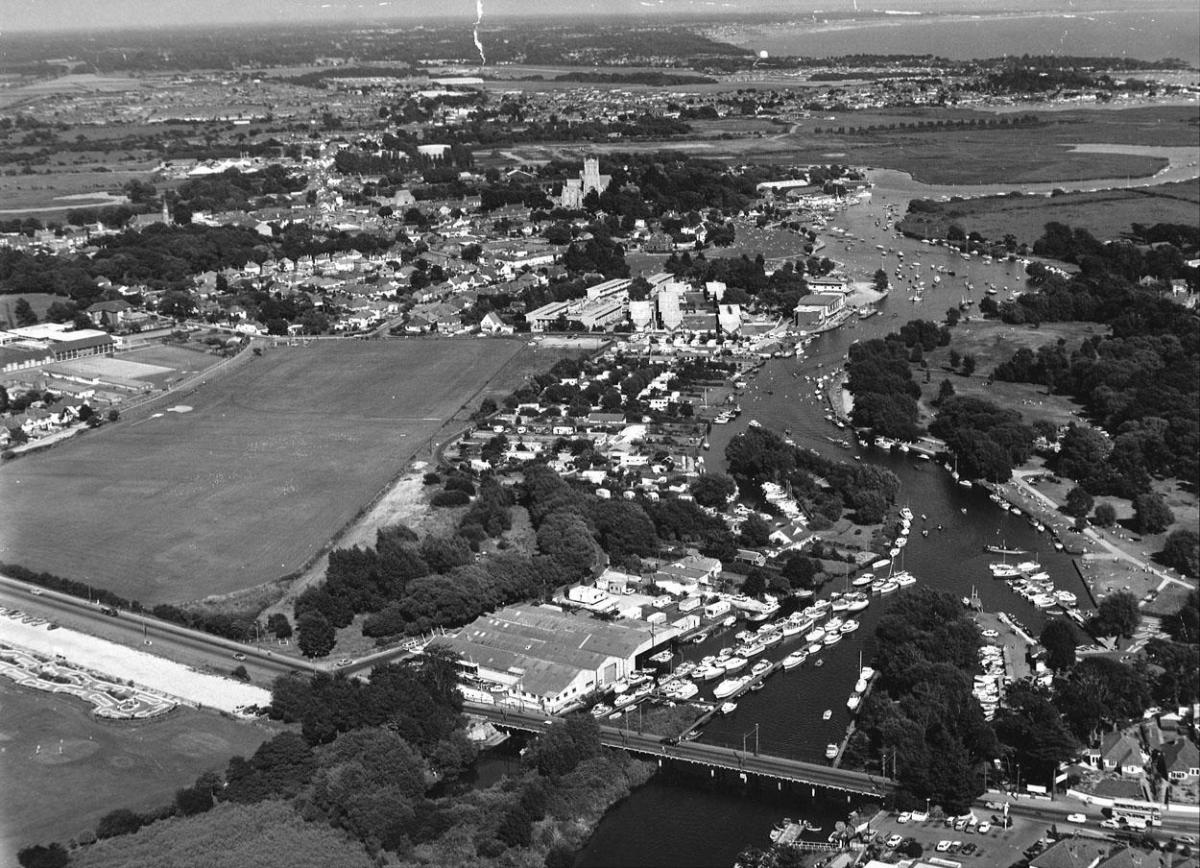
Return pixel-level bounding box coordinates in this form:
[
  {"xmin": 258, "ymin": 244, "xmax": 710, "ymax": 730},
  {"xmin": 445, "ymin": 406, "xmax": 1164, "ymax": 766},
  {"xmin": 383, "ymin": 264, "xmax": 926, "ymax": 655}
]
[{"xmin": 582, "ymin": 157, "xmax": 601, "ymax": 193}]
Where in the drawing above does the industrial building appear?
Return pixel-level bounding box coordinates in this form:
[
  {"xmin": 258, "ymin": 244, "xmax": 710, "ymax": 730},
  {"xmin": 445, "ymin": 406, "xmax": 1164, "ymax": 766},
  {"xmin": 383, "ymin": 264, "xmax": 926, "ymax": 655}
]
[{"xmin": 432, "ymin": 603, "xmax": 677, "ymax": 714}]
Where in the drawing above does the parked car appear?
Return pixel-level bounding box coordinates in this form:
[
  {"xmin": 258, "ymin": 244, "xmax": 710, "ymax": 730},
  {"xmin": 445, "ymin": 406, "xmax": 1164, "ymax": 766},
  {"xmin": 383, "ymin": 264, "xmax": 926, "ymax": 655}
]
[
  {"xmin": 898, "ymin": 812, "xmax": 911, "ymax": 824},
  {"xmin": 978, "ymin": 822, "xmax": 991, "ymax": 834},
  {"xmin": 948, "ymin": 841, "xmax": 963, "ymax": 854},
  {"xmin": 910, "ymin": 811, "xmax": 929, "ymax": 823},
  {"xmin": 962, "ymin": 843, "xmax": 978, "ymax": 855},
  {"xmin": 886, "ymin": 835, "xmax": 904, "ymax": 849},
  {"xmin": 936, "ymin": 841, "xmax": 952, "ymax": 852}
]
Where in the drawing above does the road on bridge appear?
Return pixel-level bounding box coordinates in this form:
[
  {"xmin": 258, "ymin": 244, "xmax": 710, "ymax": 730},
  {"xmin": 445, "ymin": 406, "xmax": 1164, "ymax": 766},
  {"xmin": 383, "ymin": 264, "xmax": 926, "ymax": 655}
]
[{"xmin": 466, "ymin": 702, "xmax": 893, "ymax": 797}]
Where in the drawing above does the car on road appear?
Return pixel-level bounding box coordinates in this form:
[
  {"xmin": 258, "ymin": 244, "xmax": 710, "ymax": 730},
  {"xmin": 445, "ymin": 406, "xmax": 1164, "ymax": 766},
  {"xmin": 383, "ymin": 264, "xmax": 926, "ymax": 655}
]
[
  {"xmin": 1066, "ymin": 813, "xmax": 1087, "ymax": 824},
  {"xmin": 661, "ymin": 735, "xmax": 680, "ymax": 746},
  {"xmin": 977, "ymin": 822, "xmax": 991, "ymax": 834},
  {"xmin": 886, "ymin": 835, "xmax": 903, "ymax": 849},
  {"xmin": 336, "ymin": 658, "xmax": 353, "ymax": 667},
  {"xmin": 1174, "ymin": 835, "xmax": 1197, "ymax": 846},
  {"xmin": 981, "ymin": 629, "xmax": 998, "ymax": 637},
  {"xmin": 1100, "ymin": 819, "xmax": 1122, "ymax": 830},
  {"xmin": 30, "ymin": 588, "xmax": 43, "ymax": 595},
  {"xmin": 232, "ymin": 653, "xmax": 246, "ymax": 661}
]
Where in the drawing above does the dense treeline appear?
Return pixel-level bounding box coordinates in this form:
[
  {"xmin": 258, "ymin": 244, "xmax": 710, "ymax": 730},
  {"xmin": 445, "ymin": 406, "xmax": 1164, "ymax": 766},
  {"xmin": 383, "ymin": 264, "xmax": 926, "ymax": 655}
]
[
  {"xmin": 0, "ymin": 222, "xmax": 392, "ymax": 300},
  {"xmin": 725, "ymin": 425, "xmax": 901, "ymax": 526},
  {"xmin": 37, "ymin": 650, "xmax": 651, "ymax": 867},
  {"xmin": 171, "ymin": 166, "xmax": 308, "ymax": 215},
  {"xmin": 929, "ymin": 396, "xmax": 1036, "ymax": 482},
  {"xmin": 846, "ymin": 337, "xmax": 925, "ymax": 440},
  {"xmin": 853, "ymin": 589, "xmax": 996, "ymax": 811},
  {"xmin": 989, "ymin": 221, "xmax": 1200, "ymax": 489},
  {"xmin": 291, "ymin": 463, "xmax": 670, "ymax": 653},
  {"xmin": 0, "ymin": 562, "xmax": 134, "ymax": 611}
]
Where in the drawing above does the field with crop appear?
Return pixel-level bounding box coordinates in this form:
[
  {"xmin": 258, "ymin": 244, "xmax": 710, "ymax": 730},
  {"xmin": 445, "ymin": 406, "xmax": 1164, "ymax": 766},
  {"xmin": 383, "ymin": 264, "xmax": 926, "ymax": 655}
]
[
  {"xmin": 0, "ymin": 337, "xmax": 529, "ymax": 605},
  {"xmin": 0, "ymin": 678, "xmax": 272, "ymax": 858}
]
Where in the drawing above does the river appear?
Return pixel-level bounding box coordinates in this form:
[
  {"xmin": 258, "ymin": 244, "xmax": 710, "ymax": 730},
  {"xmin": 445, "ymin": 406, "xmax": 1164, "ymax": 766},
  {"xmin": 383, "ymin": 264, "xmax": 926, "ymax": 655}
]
[{"xmin": 567, "ymin": 174, "xmax": 1112, "ymax": 867}]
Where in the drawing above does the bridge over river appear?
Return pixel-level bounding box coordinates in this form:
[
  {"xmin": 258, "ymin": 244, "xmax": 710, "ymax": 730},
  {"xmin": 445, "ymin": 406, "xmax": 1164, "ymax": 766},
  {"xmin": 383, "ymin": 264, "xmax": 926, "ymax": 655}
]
[{"xmin": 466, "ymin": 703, "xmax": 894, "ymax": 798}]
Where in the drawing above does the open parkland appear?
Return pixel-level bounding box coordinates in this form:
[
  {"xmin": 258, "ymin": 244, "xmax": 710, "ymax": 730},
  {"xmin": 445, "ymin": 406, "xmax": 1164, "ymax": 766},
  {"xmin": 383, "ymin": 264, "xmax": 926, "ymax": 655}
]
[{"xmin": 0, "ymin": 335, "xmax": 583, "ymax": 607}]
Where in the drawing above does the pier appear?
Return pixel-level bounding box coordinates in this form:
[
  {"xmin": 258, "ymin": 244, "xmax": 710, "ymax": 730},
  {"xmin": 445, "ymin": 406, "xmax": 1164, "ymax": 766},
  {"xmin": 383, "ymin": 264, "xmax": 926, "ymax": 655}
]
[{"xmin": 468, "ymin": 702, "xmax": 894, "ymax": 797}]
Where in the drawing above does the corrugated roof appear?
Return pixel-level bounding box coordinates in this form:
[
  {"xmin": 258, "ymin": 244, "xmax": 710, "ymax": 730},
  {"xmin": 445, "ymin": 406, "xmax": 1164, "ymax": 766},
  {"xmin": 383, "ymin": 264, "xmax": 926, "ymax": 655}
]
[{"xmin": 435, "ymin": 603, "xmax": 658, "ymax": 698}]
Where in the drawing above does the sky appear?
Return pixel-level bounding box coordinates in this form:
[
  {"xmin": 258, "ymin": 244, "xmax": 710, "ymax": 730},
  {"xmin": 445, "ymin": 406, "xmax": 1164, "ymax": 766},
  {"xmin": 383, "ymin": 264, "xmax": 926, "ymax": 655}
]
[{"xmin": 0, "ymin": 0, "xmax": 1148, "ymax": 34}]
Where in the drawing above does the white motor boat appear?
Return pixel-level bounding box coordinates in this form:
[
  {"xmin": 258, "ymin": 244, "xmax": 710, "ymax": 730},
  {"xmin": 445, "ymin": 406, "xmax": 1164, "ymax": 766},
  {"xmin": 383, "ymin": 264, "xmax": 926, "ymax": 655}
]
[
  {"xmin": 714, "ymin": 677, "xmax": 749, "ymax": 699},
  {"xmin": 840, "ymin": 620, "xmax": 860, "ymax": 634},
  {"xmin": 782, "ymin": 651, "xmax": 807, "ymax": 670},
  {"xmin": 721, "ymin": 656, "xmax": 747, "ymax": 672}
]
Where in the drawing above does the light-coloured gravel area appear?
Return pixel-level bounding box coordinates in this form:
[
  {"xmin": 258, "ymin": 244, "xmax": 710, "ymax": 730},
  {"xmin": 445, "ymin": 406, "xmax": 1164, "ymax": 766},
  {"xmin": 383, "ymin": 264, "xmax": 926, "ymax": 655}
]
[{"xmin": 0, "ymin": 618, "xmax": 270, "ymax": 713}]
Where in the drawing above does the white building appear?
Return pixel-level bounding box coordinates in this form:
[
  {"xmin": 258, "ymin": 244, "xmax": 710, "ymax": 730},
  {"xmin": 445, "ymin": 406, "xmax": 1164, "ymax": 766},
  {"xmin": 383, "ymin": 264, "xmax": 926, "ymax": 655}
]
[{"xmin": 433, "ymin": 604, "xmax": 675, "ymax": 714}]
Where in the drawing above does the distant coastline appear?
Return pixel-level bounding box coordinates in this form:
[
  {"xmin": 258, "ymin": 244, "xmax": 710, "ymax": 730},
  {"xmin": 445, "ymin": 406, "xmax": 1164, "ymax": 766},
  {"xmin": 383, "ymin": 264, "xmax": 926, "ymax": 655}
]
[{"xmin": 708, "ymin": 8, "xmax": 1200, "ymax": 66}]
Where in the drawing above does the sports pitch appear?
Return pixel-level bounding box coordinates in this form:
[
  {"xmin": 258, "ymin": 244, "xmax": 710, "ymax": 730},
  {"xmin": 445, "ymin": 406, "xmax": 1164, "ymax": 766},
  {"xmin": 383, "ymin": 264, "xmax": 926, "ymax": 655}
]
[{"xmin": 0, "ymin": 338, "xmax": 526, "ymax": 605}]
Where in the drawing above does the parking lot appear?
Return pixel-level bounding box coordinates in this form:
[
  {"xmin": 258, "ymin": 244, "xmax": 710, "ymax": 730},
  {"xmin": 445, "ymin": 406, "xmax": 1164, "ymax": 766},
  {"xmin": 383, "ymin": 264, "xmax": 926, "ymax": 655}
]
[{"xmin": 870, "ymin": 809, "xmax": 1051, "ymax": 867}]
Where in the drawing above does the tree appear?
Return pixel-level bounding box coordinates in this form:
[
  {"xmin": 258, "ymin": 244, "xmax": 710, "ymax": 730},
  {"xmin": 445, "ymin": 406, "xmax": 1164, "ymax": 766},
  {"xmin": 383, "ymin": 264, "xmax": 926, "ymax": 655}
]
[
  {"xmin": 781, "ymin": 552, "xmax": 819, "ymax": 589},
  {"xmin": 873, "ymin": 268, "xmax": 889, "ymax": 291},
  {"xmin": 14, "ymin": 298, "xmax": 38, "ymax": 326},
  {"xmin": 297, "ymin": 611, "xmax": 336, "ymax": 658},
  {"xmin": 1093, "ymin": 503, "xmax": 1117, "ymax": 527},
  {"xmin": 945, "ymin": 307, "xmax": 960, "ymax": 326},
  {"xmin": 267, "ymin": 612, "xmax": 293, "ymax": 639},
  {"xmin": 1161, "ymin": 590, "xmax": 1198, "ymax": 644},
  {"xmin": 935, "ymin": 378, "xmax": 955, "ymax": 405},
  {"xmin": 96, "ymin": 808, "xmax": 146, "ymax": 839},
  {"xmin": 739, "ymin": 514, "xmax": 772, "ymax": 548},
  {"xmin": 1134, "ymin": 492, "xmax": 1174, "ymax": 534},
  {"xmin": 1039, "ymin": 618, "xmax": 1077, "ymax": 670},
  {"xmin": 741, "ymin": 568, "xmax": 768, "ymax": 599},
  {"xmin": 1064, "ymin": 486, "xmax": 1094, "ymax": 518},
  {"xmin": 1090, "ymin": 590, "xmax": 1140, "ymax": 639},
  {"xmin": 1159, "ymin": 531, "xmax": 1199, "ymax": 579},
  {"xmin": 106, "ymin": 408, "xmax": 120, "ymax": 423},
  {"xmin": 960, "ymin": 354, "xmax": 976, "ymax": 376},
  {"xmin": 948, "ymin": 348, "xmax": 961, "ymax": 369},
  {"xmin": 691, "ymin": 473, "xmax": 736, "ymax": 508},
  {"xmin": 16, "ymin": 844, "xmax": 69, "ymax": 868}
]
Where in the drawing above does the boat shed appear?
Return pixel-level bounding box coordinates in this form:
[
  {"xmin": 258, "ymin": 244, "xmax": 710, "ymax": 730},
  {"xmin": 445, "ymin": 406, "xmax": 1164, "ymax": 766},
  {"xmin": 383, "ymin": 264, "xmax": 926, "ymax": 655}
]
[{"xmin": 431, "ymin": 603, "xmax": 677, "ymax": 714}]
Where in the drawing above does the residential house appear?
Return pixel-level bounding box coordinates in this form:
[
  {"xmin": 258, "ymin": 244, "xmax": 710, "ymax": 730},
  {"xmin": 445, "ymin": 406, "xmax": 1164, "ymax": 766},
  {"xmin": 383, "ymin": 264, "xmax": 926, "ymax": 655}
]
[
  {"xmin": 1161, "ymin": 738, "xmax": 1200, "ymax": 783},
  {"xmin": 1098, "ymin": 732, "xmax": 1146, "ymax": 776}
]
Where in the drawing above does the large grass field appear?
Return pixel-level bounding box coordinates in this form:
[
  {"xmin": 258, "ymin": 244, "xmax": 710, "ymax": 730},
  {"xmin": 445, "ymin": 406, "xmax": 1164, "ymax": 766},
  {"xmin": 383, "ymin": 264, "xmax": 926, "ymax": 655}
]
[
  {"xmin": 897, "ymin": 179, "xmax": 1200, "ymax": 247},
  {"xmin": 0, "ymin": 338, "xmax": 527, "ymax": 605},
  {"xmin": 0, "ymin": 678, "xmax": 273, "ymax": 858},
  {"xmin": 916, "ymin": 319, "xmax": 1107, "ymax": 429}
]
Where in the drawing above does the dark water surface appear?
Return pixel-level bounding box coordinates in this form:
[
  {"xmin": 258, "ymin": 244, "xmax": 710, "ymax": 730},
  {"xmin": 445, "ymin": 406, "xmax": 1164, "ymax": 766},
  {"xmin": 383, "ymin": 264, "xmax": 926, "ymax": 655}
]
[{"xmin": 572, "ymin": 180, "xmax": 1097, "ymax": 867}]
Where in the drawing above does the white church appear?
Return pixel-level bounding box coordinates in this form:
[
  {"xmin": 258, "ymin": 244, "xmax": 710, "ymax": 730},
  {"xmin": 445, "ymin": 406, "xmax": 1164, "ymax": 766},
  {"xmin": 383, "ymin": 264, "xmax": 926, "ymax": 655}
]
[{"xmin": 559, "ymin": 157, "xmax": 611, "ymax": 209}]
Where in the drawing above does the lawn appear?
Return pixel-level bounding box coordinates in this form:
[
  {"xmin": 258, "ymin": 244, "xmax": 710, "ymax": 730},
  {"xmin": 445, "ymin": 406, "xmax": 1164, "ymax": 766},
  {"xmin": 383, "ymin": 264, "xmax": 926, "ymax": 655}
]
[
  {"xmin": 0, "ymin": 337, "xmax": 527, "ymax": 606},
  {"xmin": 917, "ymin": 319, "xmax": 1106, "ymax": 429},
  {"xmin": 0, "ymin": 678, "xmax": 273, "ymax": 858}
]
